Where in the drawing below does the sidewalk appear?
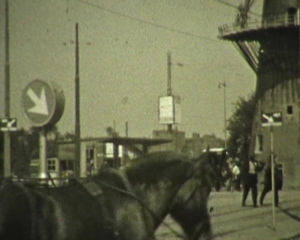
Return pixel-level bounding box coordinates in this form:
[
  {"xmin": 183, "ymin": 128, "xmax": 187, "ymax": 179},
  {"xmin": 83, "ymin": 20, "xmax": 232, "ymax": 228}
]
[
  {"xmin": 155, "ymin": 190, "xmax": 300, "ymax": 240},
  {"xmin": 210, "ymin": 190, "xmax": 300, "ymax": 240}
]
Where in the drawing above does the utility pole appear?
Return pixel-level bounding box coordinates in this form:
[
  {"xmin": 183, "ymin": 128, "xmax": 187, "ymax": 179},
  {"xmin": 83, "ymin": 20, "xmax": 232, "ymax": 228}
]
[
  {"xmin": 125, "ymin": 121, "xmax": 128, "ymax": 137},
  {"xmin": 167, "ymin": 51, "xmax": 172, "ymax": 133},
  {"xmin": 219, "ymin": 81, "xmax": 227, "ymax": 149},
  {"xmin": 75, "ymin": 23, "xmax": 81, "ymax": 178},
  {"xmin": 4, "ymin": 0, "xmax": 11, "ymax": 177}
]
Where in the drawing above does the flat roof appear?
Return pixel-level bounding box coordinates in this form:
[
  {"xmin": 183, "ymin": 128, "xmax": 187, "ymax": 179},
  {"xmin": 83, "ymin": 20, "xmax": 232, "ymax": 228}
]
[
  {"xmin": 98, "ymin": 137, "xmax": 172, "ymax": 146},
  {"xmin": 58, "ymin": 137, "xmax": 172, "ymax": 147}
]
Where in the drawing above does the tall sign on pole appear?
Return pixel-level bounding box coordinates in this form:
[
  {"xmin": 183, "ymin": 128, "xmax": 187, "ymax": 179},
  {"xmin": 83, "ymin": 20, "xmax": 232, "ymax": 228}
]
[
  {"xmin": 21, "ymin": 79, "xmax": 65, "ymax": 179},
  {"xmin": 158, "ymin": 52, "xmax": 182, "ymax": 132},
  {"xmin": 261, "ymin": 111, "xmax": 282, "ymax": 229}
]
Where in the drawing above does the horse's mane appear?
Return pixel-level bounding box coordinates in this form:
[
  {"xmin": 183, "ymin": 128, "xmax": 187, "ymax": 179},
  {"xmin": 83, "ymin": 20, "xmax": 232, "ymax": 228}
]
[
  {"xmin": 190, "ymin": 151, "xmax": 217, "ymax": 186},
  {"xmin": 123, "ymin": 151, "xmax": 193, "ymax": 186}
]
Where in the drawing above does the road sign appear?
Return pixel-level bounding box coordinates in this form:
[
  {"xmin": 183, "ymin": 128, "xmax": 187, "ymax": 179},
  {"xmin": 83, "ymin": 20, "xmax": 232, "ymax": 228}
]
[
  {"xmin": 261, "ymin": 112, "xmax": 282, "ymax": 127},
  {"xmin": 0, "ymin": 118, "xmax": 17, "ymax": 131},
  {"xmin": 21, "ymin": 79, "xmax": 65, "ymax": 127}
]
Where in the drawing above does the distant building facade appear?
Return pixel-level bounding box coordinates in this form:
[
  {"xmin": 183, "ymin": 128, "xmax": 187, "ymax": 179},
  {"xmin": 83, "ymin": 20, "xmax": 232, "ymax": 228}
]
[{"xmin": 151, "ymin": 129, "xmax": 225, "ymax": 158}]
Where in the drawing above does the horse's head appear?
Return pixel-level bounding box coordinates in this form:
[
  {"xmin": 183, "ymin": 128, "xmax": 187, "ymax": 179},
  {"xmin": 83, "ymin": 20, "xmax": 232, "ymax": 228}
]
[
  {"xmin": 169, "ymin": 151, "xmax": 214, "ymax": 240},
  {"xmin": 119, "ymin": 151, "xmax": 213, "ymax": 239}
]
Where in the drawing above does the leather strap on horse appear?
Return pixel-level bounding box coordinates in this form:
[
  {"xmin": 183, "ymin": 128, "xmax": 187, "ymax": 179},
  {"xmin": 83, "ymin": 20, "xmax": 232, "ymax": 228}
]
[
  {"xmin": 71, "ymin": 178, "xmax": 118, "ymax": 237},
  {"xmin": 97, "ymin": 180, "xmax": 186, "ymax": 239}
]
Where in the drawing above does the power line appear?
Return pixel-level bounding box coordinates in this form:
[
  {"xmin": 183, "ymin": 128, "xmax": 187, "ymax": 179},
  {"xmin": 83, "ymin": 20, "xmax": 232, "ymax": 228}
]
[{"xmin": 77, "ymin": 0, "xmax": 222, "ymax": 43}]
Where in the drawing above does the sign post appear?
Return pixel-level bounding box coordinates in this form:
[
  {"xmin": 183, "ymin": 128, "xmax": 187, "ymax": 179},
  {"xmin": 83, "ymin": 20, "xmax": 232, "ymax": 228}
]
[
  {"xmin": 261, "ymin": 112, "xmax": 282, "ymax": 229},
  {"xmin": 39, "ymin": 128, "xmax": 47, "ymax": 179},
  {"xmin": 21, "ymin": 79, "xmax": 65, "ymax": 180}
]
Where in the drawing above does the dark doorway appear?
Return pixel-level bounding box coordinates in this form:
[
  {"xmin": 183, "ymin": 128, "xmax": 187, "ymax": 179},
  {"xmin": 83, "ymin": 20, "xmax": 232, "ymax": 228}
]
[{"xmin": 287, "ymin": 7, "xmax": 297, "ymax": 24}]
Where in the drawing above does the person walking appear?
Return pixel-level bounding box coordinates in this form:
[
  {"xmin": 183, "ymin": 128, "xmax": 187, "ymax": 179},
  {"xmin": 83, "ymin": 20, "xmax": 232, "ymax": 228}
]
[
  {"xmin": 259, "ymin": 155, "xmax": 282, "ymax": 207},
  {"xmin": 232, "ymin": 160, "xmax": 241, "ymax": 191},
  {"xmin": 242, "ymin": 155, "xmax": 263, "ymax": 207}
]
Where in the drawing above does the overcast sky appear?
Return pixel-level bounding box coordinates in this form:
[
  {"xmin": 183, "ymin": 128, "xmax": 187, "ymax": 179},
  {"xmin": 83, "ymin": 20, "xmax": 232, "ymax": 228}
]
[{"xmin": 0, "ymin": 0, "xmax": 262, "ymax": 139}]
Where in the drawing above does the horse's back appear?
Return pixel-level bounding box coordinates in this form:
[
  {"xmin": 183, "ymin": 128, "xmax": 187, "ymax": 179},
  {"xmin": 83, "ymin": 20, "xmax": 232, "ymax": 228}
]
[
  {"xmin": 0, "ymin": 179, "xmax": 121, "ymax": 240},
  {"xmin": 0, "ymin": 181, "xmax": 33, "ymax": 240}
]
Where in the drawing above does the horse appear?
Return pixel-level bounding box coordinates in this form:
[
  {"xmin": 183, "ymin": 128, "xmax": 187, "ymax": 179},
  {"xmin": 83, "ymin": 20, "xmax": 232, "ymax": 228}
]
[
  {"xmin": 168, "ymin": 151, "xmax": 214, "ymax": 240},
  {"xmin": 0, "ymin": 151, "xmax": 214, "ymax": 240}
]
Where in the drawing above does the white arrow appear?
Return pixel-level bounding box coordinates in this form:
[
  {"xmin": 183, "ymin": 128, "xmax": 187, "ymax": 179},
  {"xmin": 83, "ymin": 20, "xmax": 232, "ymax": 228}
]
[
  {"xmin": 7, "ymin": 119, "xmax": 16, "ymax": 128},
  {"xmin": 263, "ymin": 114, "xmax": 274, "ymax": 123},
  {"xmin": 27, "ymin": 87, "xmax": 49, "ymax": 115}
]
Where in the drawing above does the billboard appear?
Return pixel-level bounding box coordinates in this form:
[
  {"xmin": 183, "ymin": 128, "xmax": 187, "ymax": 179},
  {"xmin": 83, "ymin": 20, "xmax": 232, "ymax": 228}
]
[{"xmin": 158, "ymin": 95, "xmax": 181, "ymax": 124}]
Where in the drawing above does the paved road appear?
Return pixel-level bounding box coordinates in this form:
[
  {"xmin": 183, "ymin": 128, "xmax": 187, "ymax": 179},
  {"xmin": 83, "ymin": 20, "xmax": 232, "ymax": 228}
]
[{"xmin": 155, "ymin": 190, "xmax": 300, "ymax": 240}]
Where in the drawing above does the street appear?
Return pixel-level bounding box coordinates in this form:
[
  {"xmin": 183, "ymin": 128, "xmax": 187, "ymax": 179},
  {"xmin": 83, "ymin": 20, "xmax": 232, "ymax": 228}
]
[{"xmin": 155, "ymin": 190, "xmax": 300, "ymax": 240}]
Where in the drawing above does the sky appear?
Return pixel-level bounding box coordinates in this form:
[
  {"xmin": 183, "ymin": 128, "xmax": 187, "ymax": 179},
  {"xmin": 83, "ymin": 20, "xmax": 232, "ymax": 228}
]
[{"xmin": 0, "ymin": 0, "xmax": 262, "ymax": 139}]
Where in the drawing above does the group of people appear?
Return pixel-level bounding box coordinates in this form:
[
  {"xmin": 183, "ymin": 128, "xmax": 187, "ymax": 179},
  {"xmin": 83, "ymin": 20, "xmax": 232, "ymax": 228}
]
[
  {"xmin": 241, "ymin": 155, "xmax": 282, "ymax": 207},
  {"xmin": 225, "ymin": 154, "xmax": 282, "ymax": 207}
]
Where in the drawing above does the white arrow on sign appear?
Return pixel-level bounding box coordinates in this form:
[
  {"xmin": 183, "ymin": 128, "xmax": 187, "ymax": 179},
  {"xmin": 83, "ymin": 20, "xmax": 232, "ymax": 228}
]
[
  {"xmin": 27, "ymin": 87, "xmax": 49, "ymax": 115},
  {"xmin": 7, "ymin": 119, "xmax": 16, "ymax": 128},
  {"xmin": 263, "ymin": 114, "xmax": 274, "ymax": 123}
]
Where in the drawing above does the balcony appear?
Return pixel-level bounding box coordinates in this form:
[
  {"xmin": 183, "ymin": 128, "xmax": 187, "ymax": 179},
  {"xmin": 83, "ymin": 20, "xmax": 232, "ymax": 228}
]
[{"xmin": 218, "ymin": 14, "xmax": 300, "ymax": 39}]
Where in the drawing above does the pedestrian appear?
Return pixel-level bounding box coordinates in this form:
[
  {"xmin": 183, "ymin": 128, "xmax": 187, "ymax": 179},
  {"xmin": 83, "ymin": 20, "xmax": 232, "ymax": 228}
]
[
  {"xmin": 232, "ymin": 161, "xmax": 241, "ymax": 191},
  {"xmin": 242, "ymin": 155, "xmax": 263, "ymax": 207},
  {"xmin": 259, "ymin": 155, "xmax": 282, "ymax": 207}
]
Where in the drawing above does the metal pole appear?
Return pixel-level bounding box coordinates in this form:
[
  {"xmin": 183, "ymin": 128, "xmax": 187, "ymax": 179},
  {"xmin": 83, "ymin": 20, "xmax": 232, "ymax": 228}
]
[
  {"xmin": 39, "ymin": 128, "xmax": 47, "ymax": 179},
  {"xmin": 113, "ymin": 143, "xmax": 119, "ymax": 168},
  {"xmin": 125, "ymin": 121, "xmax": 128, "ymax": 137},
  {"xmin": 223, "ymin": 81, "xmax": 227, "ymax": 149},
  {"xmin": 219, "ymin": 81, "xmax": 227, "ymax": 149},
  {"xmin": 124, "ymin": 121, "xmax": 128, "ymax": 165},
  {"xmin": 4, "ymin": 0, "xmax": 11, "ymax": 177},
  {"xmin": 75, "ymin": 22, "xmax": 81, "ymax": 178},
  {"xmin": 270, "ymin": 125, "xmax": 276, "ymax": 227},
  {"xmin": 167, "ymin": 51, "xmax": 172, "ymax": 133}
]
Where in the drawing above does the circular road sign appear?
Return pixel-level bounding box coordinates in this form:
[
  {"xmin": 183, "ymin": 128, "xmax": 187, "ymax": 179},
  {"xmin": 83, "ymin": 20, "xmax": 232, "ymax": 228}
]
[{"xmin": 21, "ymin": 79, "xmax": 65, "ymax": 127}]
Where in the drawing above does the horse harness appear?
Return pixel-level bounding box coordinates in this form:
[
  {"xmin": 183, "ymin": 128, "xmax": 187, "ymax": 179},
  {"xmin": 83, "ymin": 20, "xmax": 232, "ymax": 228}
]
[
  {"xmin": 79, "ymin": 173, "xmax": 184, "ymax": 240},
  {"xmin": 79, "ymin": 179, "xmax": 122, "ymax": 239},
  {"xmin": 79, "ymin": 171, "xmax": 159, "ymax": 240},
  {"xmin": 73, "ymin": 163, "xmax": 212, "ymax": 240}
]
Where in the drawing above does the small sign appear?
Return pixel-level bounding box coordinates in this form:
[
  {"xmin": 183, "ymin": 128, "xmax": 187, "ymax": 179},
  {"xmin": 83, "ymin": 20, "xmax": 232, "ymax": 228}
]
[
  {"xmin": 0, "ymin": 118, "xmax": 17, "ymax": 131},
  {"xmin": 261, "ymin": 112, "xmax": 282, "ymax": 127}
]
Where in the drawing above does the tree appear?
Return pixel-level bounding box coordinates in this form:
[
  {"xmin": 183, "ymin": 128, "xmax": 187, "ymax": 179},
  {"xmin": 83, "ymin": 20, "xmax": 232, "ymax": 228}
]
[
  {"xmin": 8, "ymin": 126, "xmax": 61, "ymax": 177},
  {"xmin": 226, "ymin": 93, "xmax": 256, "ymax": 162},
  {"xmin": 106, "ymin": 126, "xmax": 119, "ymax": 137}
]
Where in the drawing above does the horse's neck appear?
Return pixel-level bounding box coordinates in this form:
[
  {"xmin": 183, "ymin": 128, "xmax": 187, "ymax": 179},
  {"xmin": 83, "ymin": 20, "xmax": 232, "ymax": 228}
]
[{"xmin": 131, "ymin": 176, "xmax": 190, "ymax": 231}]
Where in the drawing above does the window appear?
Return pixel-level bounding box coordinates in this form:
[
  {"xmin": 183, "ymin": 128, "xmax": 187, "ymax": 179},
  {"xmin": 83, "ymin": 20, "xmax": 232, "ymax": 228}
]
[
  {"xmin": 287, "ymin": 105, "xmax": 293, "ymax": 115},
  {"xmin": 86, "ymin": 148, "xmax": 94, "ymax": 160},
  {"xmin": 287, "ymin": 7, "xmax": 297, "ymax": 24},
  {"xmin": 48, "ymin": 159, "xmax": 57, "ymax": 171},
  {"xmin": 255, "ymin": 134, "xmax": 263, "ymax": 153}
]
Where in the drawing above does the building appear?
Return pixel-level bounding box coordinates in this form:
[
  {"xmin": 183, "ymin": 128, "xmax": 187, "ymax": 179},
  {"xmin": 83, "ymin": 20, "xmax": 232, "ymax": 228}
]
[
  {"xmin": 58, "ymin": 137, "xmax": 172, "ymax": 177},
  {"xmin": 219, "ymin": 1, "xmax": 300, "ymax": 189},
  {"xmin": 151, "ymin": 129, "xmax": 224, "ymax": 158}
]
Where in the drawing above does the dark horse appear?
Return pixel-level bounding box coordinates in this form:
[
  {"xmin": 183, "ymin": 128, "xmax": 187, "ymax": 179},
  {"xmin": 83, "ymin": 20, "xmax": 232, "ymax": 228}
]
[{"xmin": 0, "ymin": 151, "xmax": 214, "ymax": 240}]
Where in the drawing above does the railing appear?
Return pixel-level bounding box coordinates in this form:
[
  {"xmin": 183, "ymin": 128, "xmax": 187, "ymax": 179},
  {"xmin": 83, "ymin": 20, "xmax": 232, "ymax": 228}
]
[
  {"xmin": 219, "ymin": 14, "xmax": 300, "ymax": 37},
  {"xmin": 3, "ymin": 176, "xmax": 73, "ymax": 188},
  {"xmin": 1, "ymin": 173, "xmax": 100, "ymax": 188}
]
